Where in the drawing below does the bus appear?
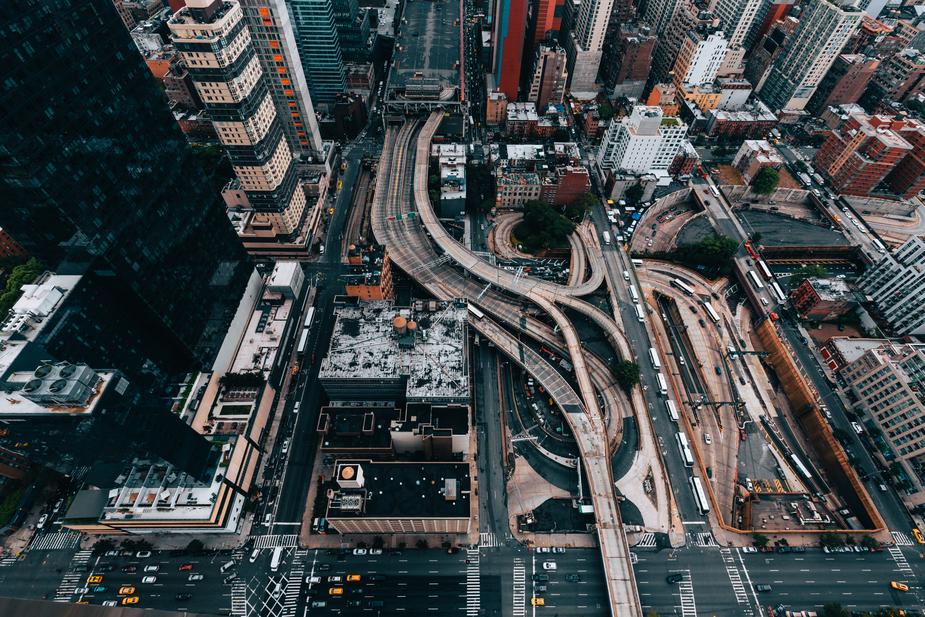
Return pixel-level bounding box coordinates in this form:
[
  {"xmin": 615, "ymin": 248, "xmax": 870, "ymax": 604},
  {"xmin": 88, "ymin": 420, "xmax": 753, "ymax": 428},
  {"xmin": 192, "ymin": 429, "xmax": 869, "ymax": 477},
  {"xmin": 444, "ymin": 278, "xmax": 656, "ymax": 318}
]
[
  {"xmin": 676, "ymin": 432, "xmax": 694, "ymax": 467},
  {"xmin": 790, "ymin": 453, "xmax": 813, "ymax": 482},
  {"xmin": 670, "ymin": 278, "xmax": 695, "ymax": 297},
  {"xmin": 296, "ymin": 328, "xmax": 310, "ymax": 356},
  {"xmin": 648, "ymin": 348, "xmax": 662, "ymax": 370},
  {"xmin": 656, "ymin": 373, "xmax": 668, "ymax": 395},
  {"xmin": 629, "ymin": 286, "xmax": 640, "ymax": 304},
  {"xmin": 270, "ymin": 547, "xmax": 283, "ymax": 572},
  {"xmin": 631, "ymin": 259, "xmax": 644, "ymax": 267},
  {"xmin": 709, "ymin": 185, "xmax": 719, "ymax": 197},
  {"xmin": 467, "ymin": 304, "xmax": 485, "ymax": 320},
  {"xmin": 771, "ymin": 282, "xmax": 786, "ymax": 303},
  {"xmin": 665, "ymin": 400, "xmax": 679, "ymax": 423},
  {"xmin": 690, "ymin": 477, "xmax": 710, "ymax": 515},
  {"xmin": 603, "ymin": 231, "xmax": 611, "ymax": 245},
  {"xmin": 635, "ymin": 305, "xmax": 645, "ymax": 323},
  {"xmin": 746, "ymin": 270, "xmax": 765, "ymax": 290},
  {"xmin": 757, "ymin": 261, "xmax": 773, "ymax": 280},
  {"xmin": 703, "ymin": 303, "xmax": 720, "ymax": 324},
  {"xmin": 303, "ymin": 307, "xmax": 316, "ymax": 330}
]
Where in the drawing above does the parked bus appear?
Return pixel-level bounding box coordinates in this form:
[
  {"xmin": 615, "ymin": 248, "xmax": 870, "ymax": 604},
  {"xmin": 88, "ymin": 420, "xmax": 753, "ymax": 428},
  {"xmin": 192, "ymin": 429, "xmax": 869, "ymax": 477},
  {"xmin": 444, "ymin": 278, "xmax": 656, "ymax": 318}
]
[
  {"xmin": 665, "ymin": 400, "xmax": 679, "ymax": 423},
  {"xmin": 746, "ymin": 270, "xmax": 765, "ymax": 290},
  {"xmin": 635, "ymin": 305, "xmax": 645, "ymax": 323},
  {"xmin": 771, "ymin": 282, "xmax": 786, "ymax": 303},
  {"xmin": 690, "ymin": 477, "xmax": 710, "ymax": 515},
  {"xmin": 703, "ymin": 303, "xmax": 720, "ymax": 324},
  {"xmin": 467, "ymin": 304, "xmax": 485, "ymax": 320},
  {"xmin": 629, "ymin": 286, "xmax": 640, "ymax": 304},
  {"xmin": 790, "ymin": 453, "xmax": 813, "ymax": 482},
  {"xmin": 303, "ymin": 306, "xmax": 316, "ymax": 329},
  {"xmin": 631, "ymin": 259, "xmax": 644, "ymax": 267},
  {"xmin": 757, "ymin": 261, "xmax": 773, "ymax": 280},
  {"xmin": 270, "ymin": 547, "xmax": 283, "ymax": 572},
  {"xmin": 656, "ymin": 373, "xmax": 668, "ymax": 395},
  {"xmin": 670, "ymin": 278, "xmax": 695, "ymax": 297},
  {"xmin": 603, "ymin": 231, "xmax": 611, "ymax": 245},
  {"xmin": 648, "ymin": 348, "xmax": 662, "ymax": 370},
  {"xmin": 709, "ymin": 185, "xmax": 719, "ymax": 197},
  {"xmin": 296, "ymin": 328, "xmax": 310, "ymax": 356},
  {"xmin": 676, "ymin": 432, "xmax": 694, "ymax": 467}
]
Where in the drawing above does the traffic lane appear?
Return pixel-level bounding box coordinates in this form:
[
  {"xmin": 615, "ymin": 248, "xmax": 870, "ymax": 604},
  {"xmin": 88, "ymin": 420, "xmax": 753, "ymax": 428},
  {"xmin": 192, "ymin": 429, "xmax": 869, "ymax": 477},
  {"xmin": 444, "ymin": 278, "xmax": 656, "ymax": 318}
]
[
  {"xmin": 636, "ymin": 549, "xmax": 742, "ymax": 615},
  {"xmin": 533, "ymin": 551, "xmax": 608, "ymax": 615},
  {"xmin": 0, "ymin": 549, "xmax": 76, "ymax": 601}
]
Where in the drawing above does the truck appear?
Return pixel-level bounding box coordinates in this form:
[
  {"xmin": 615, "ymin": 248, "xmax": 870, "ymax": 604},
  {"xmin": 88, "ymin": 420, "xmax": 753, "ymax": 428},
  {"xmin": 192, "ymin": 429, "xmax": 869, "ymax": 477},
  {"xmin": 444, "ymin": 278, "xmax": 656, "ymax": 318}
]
[{"xmin": 602, "ymin": 231, "xmax": 611, "ymax": 245}]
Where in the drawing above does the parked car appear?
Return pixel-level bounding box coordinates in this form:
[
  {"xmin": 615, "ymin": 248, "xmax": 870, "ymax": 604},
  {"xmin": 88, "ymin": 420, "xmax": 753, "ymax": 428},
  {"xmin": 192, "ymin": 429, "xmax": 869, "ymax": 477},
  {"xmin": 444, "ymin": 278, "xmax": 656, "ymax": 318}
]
[
  {"xmin": 368, "ymin": 548, "xmax": 383, "ymax": 555},
  {"xmin": 352, "ymin": 548, "xmax": 367, "ymax": 556},
  {"xmin": 144, "ymin": 565, "xmax": 159, "ymax": 573},
  {"xmin": 542, "ymin": 561, "xmax": 557, "ymax": 571},
  {"xmin": 666, "ymin": 574, "xmax": 684, "ymax": 584},
  {"xmin": 142, "ymin": 576, "xmax": 157, "ymax": 584},
  {"xmin": 136, "ymin": 551, "xmax": 152, "ymax": 559},
  {"xmin": 189, "ymin": 574, "xmax": 204, "ymax": 582},
  {"xmin": 175, "ymin": 593, "xmax": 192, "ymax": 601},
  {"xmin": 121, "ymin": 565, "xmax": 137, "ymax": 573}
]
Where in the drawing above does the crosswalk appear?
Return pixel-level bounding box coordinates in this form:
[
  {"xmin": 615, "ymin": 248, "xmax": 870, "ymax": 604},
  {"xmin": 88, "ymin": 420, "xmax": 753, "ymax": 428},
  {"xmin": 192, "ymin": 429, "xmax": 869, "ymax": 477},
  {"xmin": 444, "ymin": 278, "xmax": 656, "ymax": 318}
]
[
  {"xmin": 30, "ymin": 531, "xmax": 81, "ymax": 552},
  {"xmin": 53, "ymin": 550, "xmax": 92, "ymax": 602},
  {"xmin": 892, "ymin": 531, "xmax": 914, "ymax": 546},
  {"xmin": 889, "ymin": 546, "xmax": 914, "ymax": 575},
  {"xmin": 720, "ymin": 548, "xmax": 752, "ymax": 614},
  {"xmin": 479, "ymin": 531, "xmax": 500, "ymax": 548},
  {"xmin": 0, "ymin": 557, "xmax": 18, "ymax": 567},
  {"xmin": 230, "ymin": 580, "xmax": 247, "ymax": 616},
  {"xmin": 677, "ymin": 571, "xmax": 697, "ymax": 617},
  {"xmin": 512, "ymin": 558, "xmax": 525, "ymax": 617},
  {"xmin": 253, "ymin": 534, "xmax": 298, "ymax": 549},
  {"xmin": 465, "ymin": 547, "xmax": 480, "ymax": 616},
  {"xmin": 635, "ymin": 532, "xmax": 657, "ymax": 549},
  {"xmin": 694, "ymin": 532, "xmax": 718, "ymax": 548},
  {"xmin": 284, "ymin": 563, "xmax": 303, "ymax": 616}
]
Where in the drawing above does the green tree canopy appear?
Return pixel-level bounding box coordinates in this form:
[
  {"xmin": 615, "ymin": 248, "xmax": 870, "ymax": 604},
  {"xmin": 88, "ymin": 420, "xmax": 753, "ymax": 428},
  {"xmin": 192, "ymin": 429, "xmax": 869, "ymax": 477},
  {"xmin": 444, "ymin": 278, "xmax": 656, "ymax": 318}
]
[
  {"xmin": 790, "ymin": 264, "xmax": 829, "ymax": 287},
  {"xmin": 751, "ymin": 166, "xmax": 780, "ymax": 194},
  {"xmin": 612, "ymin": 360, "xmax": 641, "ymax": 393},
  {"xmin": 565, "ymin": 192, "xmax": 597, "ymax": 223},
  {"xmin": 516, "ymin": 200, "xmax": 575, "ymax": 252},
  {"xmin": 751, "ymin": 533, "xmax": 769, "ymax": 548},
  {"xmin": 671, "ymin": 234, "xmax": 739, "ymax": 278},
  {"xmin": 624, "ymin": 183, "xmax": 644, "ymax": 205},
  {"xmin": 819, "ymin": 532, "xmax": 846, "ymax": 550},
  {"xmin": 0, "ymin": 257, "xmax": 44, "ymax": 316}
]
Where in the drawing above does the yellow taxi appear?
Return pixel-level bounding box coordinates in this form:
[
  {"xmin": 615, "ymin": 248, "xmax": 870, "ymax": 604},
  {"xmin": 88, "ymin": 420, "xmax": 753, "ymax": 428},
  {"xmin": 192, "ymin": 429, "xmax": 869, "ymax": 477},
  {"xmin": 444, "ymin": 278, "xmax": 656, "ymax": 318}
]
[
  {"xmin": 87, "ymin": 575, "xmax": 103, "ymax": 584},
  {"xmin": 329, "ymin": 587, "xmax": 344, "ymax": 596},
  {"xmin": 118, "ymin": 586, "xmax": 136, "ymax": 596},
  {"xmin": 346, "ymin": 574, "xmax": 362, "ymax": 582},
  {"xmin": 121, "ymin": 596, "xmax": 140, "ymax": 605},
  {"xmin": 531, "ymin": 597, "xmax": 545, "ymax": 606},
  {"xmin": 890, "ymin": 581, "xmax": 910, "ymax": 592},
  {"xmin": 912, "ymin": 528, "xmax": 924, "ymax": 544}
]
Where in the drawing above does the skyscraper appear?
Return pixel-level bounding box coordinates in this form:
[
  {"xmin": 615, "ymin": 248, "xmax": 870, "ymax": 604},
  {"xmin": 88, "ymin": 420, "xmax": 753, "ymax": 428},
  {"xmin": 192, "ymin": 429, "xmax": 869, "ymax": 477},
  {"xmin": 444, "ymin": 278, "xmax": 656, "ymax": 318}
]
[
  {"xmin": 530, "ymin": 0, "xmax": 564, "ymax": 48},
  {"xmin": 597, "ymin": 106, "xmax": 688, "ymax": 174},
  {"xmin": 0, "ymin": 0, "xmax": 254, "ymax": 368},
  {"xmin": 758, "ymin": 0, "xmax": 862, "ymax": 113},
  {"xmin": 492, "ymin": 0, "xmax": 529, "ymax": 100},
  {"xmin": 288, "ymin": 0, "xmax": 348, "ymax": 107},
  {"xmin": 713, "ymin": 0, "xmax": 769, "ymax": 74},
  {"xmin": 170, "ymin": 0, "xmax": 310, "ymax": 240},
  {"xmin": 238, "ymin": 0, "xmax": 324, "ymax": 160},
  {"xmin": 568, "ymin": 0, "xmax": 618, "ymax": 94},
  {"xmin": 528, "ymin": 45, "xmax": 569, "ymax": 109}
]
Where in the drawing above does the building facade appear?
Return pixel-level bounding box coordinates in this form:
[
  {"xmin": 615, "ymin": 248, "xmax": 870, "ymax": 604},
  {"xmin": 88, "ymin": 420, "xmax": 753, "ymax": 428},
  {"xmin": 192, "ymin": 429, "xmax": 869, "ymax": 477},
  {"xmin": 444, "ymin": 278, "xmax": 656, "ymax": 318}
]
[
  {"xmin": 567, "ymin": 0, "xmax": 617, "ymax": 94},
  {"xmin": 858, "ymin": 235, "xmax": 925, "ymax": 335},
  {"xmin": 492, "ymin": 0, "xmax": 529, "ymax": 100},
  {"xmin": 673, "ymin": 29, "xmax": 728, "ymax": 88},
  {"xmin": 806, "ymin": 54, "xmax": 879, "ymax": 115},
  {"xmin": 528, "ymin": 45, "xmax": 569, "ymax": 109},
  {"xmin": 597, "ymin": 106, "xmax": 688, "ymax": 174},
  {"xmin": 287, "ymin": 0, "xmax": 348, "ymax": 108}
]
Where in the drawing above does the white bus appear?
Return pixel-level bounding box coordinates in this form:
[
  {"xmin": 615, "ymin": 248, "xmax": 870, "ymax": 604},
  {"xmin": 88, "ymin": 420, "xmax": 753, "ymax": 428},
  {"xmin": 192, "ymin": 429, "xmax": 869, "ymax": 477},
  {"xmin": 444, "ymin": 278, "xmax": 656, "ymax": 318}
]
[
  {"xmin": 656, "ymin": 373, "xmax": 668, "ymax": 395},
  {"xmin": 296, "ymin": 328, "xmax": 310, "ymax": 356},
  {"xmin": 648, "ymin": 348, "xmax": 662, "ymax": 370},
  {"xmin": 270, "ymin": 546, "xmax": 283, "ymax": 572},
  {"xmin": 676, "ymin": 432, "xmax": 694, "ymax": 467},
  {"xmin": 670, "ymin": 278, "xmax": 695, "ymax": 297},
  {"xmin": 757, "ymin": 261, "xmax": 773, "ymax": 280},
  {"xmin": 635, "ymin": 305, "xmax": 645, "ymax": 323},
  {"xmin": 603, "ymin": 231, "xmax": 611, "ymax": 245},
  {"xmin": 629, "ymin": 286, "xmax": 640, "ymax": 304},
  {"xmin": 703, "ymin": 303, "xmax": 720, "ymax": 324},
  {"xmin": 303, "ymin": 306, "xmax": 316, "ymax": 330},
  {"xmin": 665, "ymin": 399, "xmax": 679, "ymax": 423},
  {"xmin": 709, "ymin": 185, "xmax": 719, "ymax": 197},
  {"xmin": 631, "ymin": 259, "xmax": 644, "ymax": 267},
  {"xmin": 746, "ymin": 270, "xmax": 765, "ymax": 290},
  {"xmin": 771, "ymin": 282, "xmax": 786, "ymax": 303},
  {"xmin": 690, "ymin": 476, "xmax": 710, "ymax": 515},
  {"xmin": 468, "ymin": 304, "xmax": 485, "ymax": 320}
]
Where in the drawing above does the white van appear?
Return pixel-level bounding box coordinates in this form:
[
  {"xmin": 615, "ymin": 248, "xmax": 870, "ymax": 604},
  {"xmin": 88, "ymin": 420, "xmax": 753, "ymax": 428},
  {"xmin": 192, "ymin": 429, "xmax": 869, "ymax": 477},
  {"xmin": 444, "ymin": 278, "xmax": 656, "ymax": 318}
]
[
  {"xmin": 622, "ymin": 270, "xmax": 630, "ymax": 281},
  {"xmin": 270, "ymin": 546, "xmax": 283, "ymax": 572}
]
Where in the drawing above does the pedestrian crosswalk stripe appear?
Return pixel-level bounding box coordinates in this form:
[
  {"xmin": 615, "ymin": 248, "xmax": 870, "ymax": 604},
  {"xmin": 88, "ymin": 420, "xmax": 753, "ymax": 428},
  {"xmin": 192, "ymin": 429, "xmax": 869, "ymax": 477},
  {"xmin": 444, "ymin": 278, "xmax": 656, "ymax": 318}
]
[
  {"xmin": 512, "ymin": 558, "xmax": 525, "ymax": 617},
  {"xmin": 466, "ymin": 547, "xmax": 480, "ymax": 616},
  {"xmin": 253, "ymin": 534, "xmax": 298, "ymax": 549},
  {"xmin": 889, "ymin": 546, "xmax": 914, "ymax": 574},
  {"xmin": 30, "ymin": 531, "xmax": 81, "ymax": 552},
  {"xmin": 892, "ymin": 531, "xmax": 914, "ymax": 546},
  {"xmin": 230, "ymin": 581, "xmax": 247, "ymax": 616},
  {"xmin": 720, "ymin": 548, "xmax": 753, "ymax": 614},
  {"xmin": 695, "ymin": 532, "xmax": 718, "ymax": 547},
  {"xmin": 635, "ymin": 532, "xmax": 656, "ymax": 549},
  {"xmin": 479, "ymin": 531, "xmax": 499, "ymax": 548},
  {"xmin": 677, "ymin": 571, "xmax": 697, "ymax": 617}
]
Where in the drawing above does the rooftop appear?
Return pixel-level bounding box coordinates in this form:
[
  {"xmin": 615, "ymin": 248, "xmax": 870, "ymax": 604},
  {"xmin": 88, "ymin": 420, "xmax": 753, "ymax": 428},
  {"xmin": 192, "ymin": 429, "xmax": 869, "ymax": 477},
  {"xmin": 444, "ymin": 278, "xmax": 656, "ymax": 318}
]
[
  {"xmin": 829, "ymin": 337, "xmax": 890, "ymax": 365},
  {"xmin": 387, "ymin": 0, "xmax": 461, "ymax": 100},
  {"xmin": 324, "ymin": 460, "xmax": 471, "ymax": 519},
  {"xmin": 318, "ymin": 301, "xmax": 469, "ymax": 403},
  {"xmin": 317, "ymin": 406, "xmax": 398, "ymax": 450},
  {"xmin": 807, "ymin": 277, "xmax": 854, "ymax": 301}
]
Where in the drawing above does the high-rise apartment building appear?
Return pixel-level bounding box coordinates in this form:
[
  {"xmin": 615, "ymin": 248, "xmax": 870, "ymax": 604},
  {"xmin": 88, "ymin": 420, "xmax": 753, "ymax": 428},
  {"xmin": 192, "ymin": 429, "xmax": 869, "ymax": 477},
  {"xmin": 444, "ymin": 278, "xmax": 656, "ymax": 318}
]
[
  {"xmin": 492, "ymin": 0, "xmax": 529, "ymax": 100},
  {"xmin": 643, "ymin": 0, "xmax": 683, "ymax": 34},
  {"xmin": 651, "ymin": 2, "xmax": 719, "ymax": 86},
  {"xmin": 0, "ymin": 0, "xmax": 254, "ymax": 368},
  {"xmin": 170, "ymin": 0, "xmax": 309, "ymax": 239},
  {"xmin": 884, "ymin": 122, "xmax": 925, "ymax": 199},
  {"xmin": 713, "ymin": 0, "xmax": 768, "ymax": 74},
  {"xmin": 606, "ymin": 26, "xmax": 657, "ymax": 99},
  {"xmin": 567, "ymin": 0, "xmax": 618, "ymax": 94},
  {"xmin": 597, "ymin": 105, "xmax": 688, "ymax": 174},
  {"xmin": 530, "ymin": 0, "xmax": 564, "ymax": 47},
  {"xmin": 806, "ymin": 53, "xmax": 879, "ymax": 115},
  {"xmin": 673, "ymin": 29, "xmax": 727, "ymax": 88},
  {"xmin": 238, "ymin": 0, "xmax": 324, "ymax": 159},
  {"xmin": 288, "ymin": 0, "xmax": 348, "ymax": 107},
  {"xmin": 863, "ymin": 48, "xmax": 925, "ymax": 106},
  {"xmin": 858, "ymin": 235, "xmax": 925, "ymax": 335},
  {"xmin": 528, "ymin": 46, "xmax": 569, "ymax": 109},
  {"xmin": 840, "ymin": 342, "xmax": 925, "ymax": 504},
  {"xmin": 758, "ymin": 0, "xmax": 862, "ymax": 113},
  {"xmin": 331, "ymin": 0, "xmax": 371, "ymax": 62}
]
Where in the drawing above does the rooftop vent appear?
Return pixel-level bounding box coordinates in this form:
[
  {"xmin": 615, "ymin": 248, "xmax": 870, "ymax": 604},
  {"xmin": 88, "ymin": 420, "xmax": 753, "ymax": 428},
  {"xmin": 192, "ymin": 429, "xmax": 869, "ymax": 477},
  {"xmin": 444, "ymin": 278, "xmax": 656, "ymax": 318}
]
[
  {"xmin": 22, "ymin": 379, "xmax": 42, "ymax": 393},
  {"xmin": 33, "ymin": 365, "xmax": 53, "ymax": 378}
]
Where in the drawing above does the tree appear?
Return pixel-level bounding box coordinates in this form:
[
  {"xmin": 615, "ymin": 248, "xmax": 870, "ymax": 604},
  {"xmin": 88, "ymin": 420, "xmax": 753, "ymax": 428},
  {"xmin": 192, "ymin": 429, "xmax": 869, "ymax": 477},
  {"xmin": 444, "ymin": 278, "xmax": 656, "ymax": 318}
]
[
  {"xmin": 624, "ymin": 183, "xmax": 644, "ymax": 205},
  {"xmin": 751, "ymin": 166, "xmax": 780, "ymax": 194},
  {"xmin": 372, "ymin": 536, "xmax": 384, "ymax": 549},
  {"xmin": 793, "ymin": 160, "xmax": 808, "ymax": 174},
  {"xmin": 819, "ymin": 532, "xmax": 845, "ymax": 550},
  {"xmin": 821, "ymin": 603, "xmax": 851, "ymax": 617},
  {"xmin": 612, "ymin": 360, "xmax": 641, "ymax": 393},
  {"xmin": 565, "ymin": 193, "xmax": 597, "ymax": 223},
  {"xmin": 185, "ymin": 539, "xmax": 204, "ymax": 555},
  {"xmin": 670, "ymin": 234, "xmax": 739, "ymax": 278},
  {"xmin": 860, "ymin": 535, "xmax": 880, "ymax": 551},
  {"xmin": 750, "ymin": 232, "xmax": 763, "ymax": 245},
  {"xmin": 0, "ymin": 257, "xmax": 44, "ymax": 316},
  {"xmin": 598, "ymin": 101, "xmax": 615, "ymax": 121},
  {"xmin": 415, "ymin": 539, "xmax": 429, "ymax": 550},
  {"xmin": 93, "ymin": 539, "xmax": 116, "ymax": 555},
  {"xmin": 790, "ymin": 264, "xmax": 829, "ymax": 287},
  {"xmin": 751, "ymin": 533, "xmax": 769, "ymax": 549},
  {"xmin": 516, "ymin": 200, "xmax": 575, "ymax": 252}
]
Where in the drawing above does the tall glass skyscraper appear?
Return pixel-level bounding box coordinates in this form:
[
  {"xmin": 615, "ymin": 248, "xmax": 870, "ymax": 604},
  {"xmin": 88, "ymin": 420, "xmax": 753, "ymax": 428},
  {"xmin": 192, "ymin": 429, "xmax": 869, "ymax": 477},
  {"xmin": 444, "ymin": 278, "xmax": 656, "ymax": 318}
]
[
  {"xmin": 0, "ymin": 0, "xmax": 255, "ymax": 368},
  {"xmin": 287, "ymin": 0, "xmax": 348, "ymax": 108}
]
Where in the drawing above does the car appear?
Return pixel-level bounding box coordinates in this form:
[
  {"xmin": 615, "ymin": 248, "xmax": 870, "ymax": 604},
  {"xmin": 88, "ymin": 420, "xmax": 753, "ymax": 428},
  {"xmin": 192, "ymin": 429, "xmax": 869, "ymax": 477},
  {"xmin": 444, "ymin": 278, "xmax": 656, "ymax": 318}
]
[
  {"xmin": 188, "ymin": 574, "xmax": 204, "ymax": 581},
  {"xmin": 368, "ymin": 548, "xmax": 383, "ymax": 555},
  {"xmin": 118, "ymin": 586, "xmax": 136, "ymax": 595},
  {"xmin": 755, "ymin": 584, "xmax": 772, "ymax": 592},
  {"xmin": 542, "ymin": 561, "xmax": 557, "ymax": 571},
  {"xmin": 913, "ymin": 528, "xmax": 925, "ymax": 544},
  {"xmin": 249, "ymin": 548, "xmax": 260, "ymax": 563},
  {"xmin": 136, "ymin": 551, "xmax": 152, "ymax": 558},
  {"xmin": 367, "ymin": 600, "xmax": 385, "ymax": 608},
  {"xmin": 352, "ymin": 548, "xmax": 367, "ymax": 555},
  {"xmin": 144, "ymin": 565, "xmax": 159, "ymax": 573},
  {"xmin": 318, "ymin": 563, "xmax": 332, "ymax": 572},
  {"xmin": 122, "ymin": 565, "xmax": 137, "ymax": 573},
  {"xmin": 176, "ymin": 592, "xmax": 192, "ymax": 601},
  {"xmin": 87, "ymin": 575, "xmax": 103, "ymax": 584},
  {"xmin": 532, "ymin": 574, "xmax": 549, "ymax": 582},
  {"xmin": 179, "ymin": 563, "xmax": 193, "ymax": 571},
  {"xmin": 890, "ymin": 581, "xmax": 909, "ymax": 592},
  {"xmin": 121, "ymin": 596, "xmax": 140, "ymax": 605},
  {"xmin": 223, "ymin": 574, "xmax": 237, "ymax": 584},
  {"xmin": 531, "ymin": 597, "xmax": 545, "ymax": 606},
  {"xmin": 36, "ymin": 514, "xmax": 48, "ymax": 529},
  {"xmin": 92, "ymin": 586, "xmax": 106, "ymax": 593},
  {"xmin": 704, "ymin": 433, "xmax": 712, "ymax": 445},
  {"xmin": 104, "ymin": 550, "xmax": 120, "ymax": 557},
  {"xmin": 851, "ymin": 421, "xmax": 864, "ymax": 434},
  {"xmin": 329, "ymin": 586, "xmax": 344, "ymax": 596},
  {"xmin": 536, "ymin": 547, "xmax": 551, "ymax": 554},
  {"xmin": 102, "ymin": 601, "xmax": 118, "ymax": 607},
  {"xmin": 74, "ymin": 587, "xmax": 90, "ymax": 595},
  {"xmin": 666, "ymin": 573, "xmax": 684, "ymax": 584},
  {"xmin": 565, "ymin": 574, "xmax": 581, "ymax": 582},
  {"xmin": 346, "ymin": 574, "xmax": 362, "ymax": 582},
  {"xmin": 348, "ymin": 587, "xmax": 365, "ymax": 596},
  {"xmin": 742, "ymin": 547, "xmax": 758, "ymax": 553},
  {"xmin": 327, "ymin": 575, "xmax": 343, "ymax": 583},
  {"xmin": 310, "ymin": 601, "xmax": 327, "ymax": 608},
  {"xmin": 142, "ymin": 576, "xmax": 157, "ymax": 584},
  {"xmin": 552, "ymin": 547, "xmax": 565, "ymax": 554},
  {"xmin": 307, "ymin": 576, "xmax": 322, "ymax": 584}
]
